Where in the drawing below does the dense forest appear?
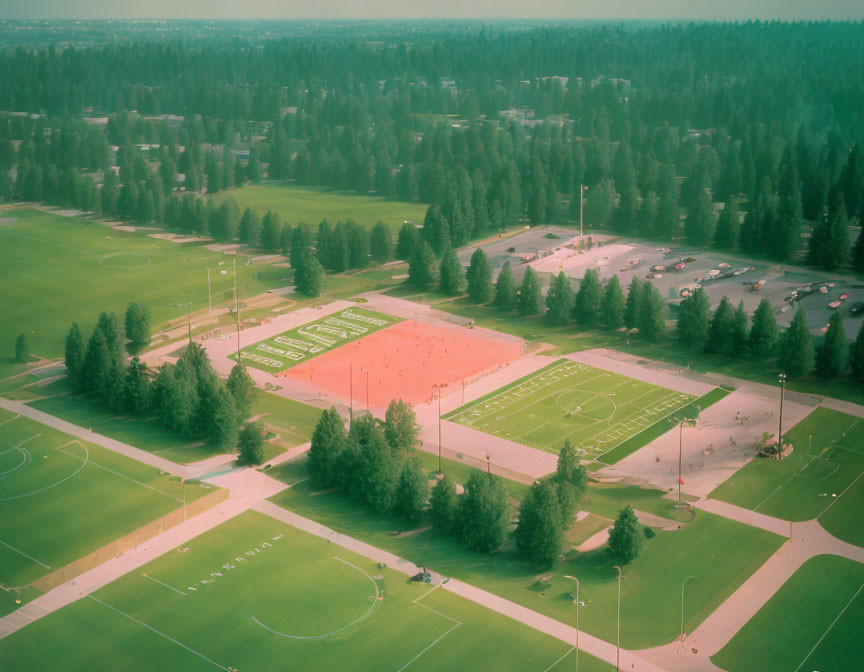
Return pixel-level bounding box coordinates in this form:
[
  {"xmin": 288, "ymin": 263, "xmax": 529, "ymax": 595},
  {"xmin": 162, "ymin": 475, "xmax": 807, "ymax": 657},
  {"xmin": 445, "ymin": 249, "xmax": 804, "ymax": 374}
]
[{"xmin": 1, "ymin": 20, "xmax": 863, "ymax": 270}]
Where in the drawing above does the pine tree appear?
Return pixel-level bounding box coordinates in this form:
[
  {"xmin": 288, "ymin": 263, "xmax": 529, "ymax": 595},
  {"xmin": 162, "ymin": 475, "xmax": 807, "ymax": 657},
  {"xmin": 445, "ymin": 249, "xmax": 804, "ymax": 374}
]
[
  {"xmin": 396, "ymin": 222, "xmax": 420, "ymax": 261},
  {"xmin": 13, "ymin": 333, "xmax": 28, "ymax": 364},
  {"xmin": 494, "ymin": 260, "xmax": 517, "ymax": 311},
  {"xmin": 607, "ymin": 504, "xmax": 646, "ymax": 563},
  {"xmin": 638, "ymin": 281, "xmax": 667, "ymax": 342},
  {"xmin": 545, "ymin": 271, "xmax": 574, "ymax": 324},
  {"xmin": 816, "ymin": 313, "xmax": 848, "ymax": 377},
  {"xmin": 517, "ymin": 266, "xmax": 543, "ymax": 316},
  {"xmin": 853, "ymin": 227, "xmax": 864, "ymax": 274},
  {"xmin": 124, "ymin": 302, "xmax": 151, "ymax": 353},
  {"xmin": 749, "ymin": 299, "xmax": 779, "ymax": 357},
  {"xmin": 238, "ymin": 421, "xmax": 265, "ymax": 466},
  {"xmin": 624, "ymin": 276, "xmax": 644, "ymax": 330},
  {"xmin": 713, "ymin": 201, "xmax": 740, "ymax": 249},
  {"xmin": 456, "ymin": 471, "xmax": 510, "ymax": 553},
  {"xmin": 226, "ymin": 363, "xmax": 256, "ymax": 422},
  {"xmin": 602, "ymin": 275, "xmax": 626, "ymax": 329},
  {"xmin": 239, "ymin": 207, "xmax": 261, "ymax": 247},
  {"xmin": 261, "ymin": 210, "xmax": 283, "ymax": 252},
  {"xmin": 686, "ymin": 189, "xmax": 716, "ymax": 246},
  {"xmin": 439, "ymin": 247, "xmax": 465, "ymax": 295},
  {"xmin": 515, "ymin": 482, "xmax": 564, "ymax": 567},
  {"xmin": 430, "ymin": 474, "xmax": 458, "ymax": 533},
  {"xmin": 466, "ymin": 248, "xmax": 493, "ymax": 304},
  {"xmin": 370, "ymin": 221, "xmax": 393, "ymax": 264},
  {"xmin": 351, "ymin": 414, "xmax": 399, "ymax": 513},
  {"xmin": 384, "ymin": 399, "xmax": 418, "ymax": 451},
  {"xmin": 408, "ymin": 240, "xmax": 437, "ymax": 290},
  {"xmin": 677, "ymin": 287, "xmax": 710, "ymax": 349},
  {"xmin": 347, "ymin": 221, "xmax": 370, "ymax": 269},
  {"xmin": 573, "ymin": 268, "xmax": 601, "ymax": 324},
  {"xmin": 706, "ymin": 297, "xmax": 736, "ymax": 356},
  {"xmin": 294, "ymin": 249, "xmax": 325, "ymax": 297},
  {"xmin": 732, "ymin": 301, "xmax": 750, "ymax": 356},
  {"xmin": 422, "ymin": 204, "xmax": 450, "ymax": 255},
  {"xmin": 556, "ymin": 438, "xmax": 588, "ymax": 498},
  {"xmin": 780, "ymin": 308, "xmax": 815, "ymax": 378},
  {"xmin": 395, "ymin": 458, "xmax": 429, "ymax": 522},
  {"xmin": 206, "ymin": 385, "xmax": 239, "ymax": 448},
  {"xmin": 307, "ymin": 407, "xmax": 347, "ymax": 487},
  {"xmin": 124, "ymin": 357, "xmax": 152, "ymax": 414},
  {"xmin": 850, "ymin": 321, "xmax": 864, "ymax": 382},
  {"xmin": 64, "ymin": 323, "xmax": 86, "ymax": 387},
  {"xmin": 289, "ymin": 222, "xmax": 312, "ymax": 267}
]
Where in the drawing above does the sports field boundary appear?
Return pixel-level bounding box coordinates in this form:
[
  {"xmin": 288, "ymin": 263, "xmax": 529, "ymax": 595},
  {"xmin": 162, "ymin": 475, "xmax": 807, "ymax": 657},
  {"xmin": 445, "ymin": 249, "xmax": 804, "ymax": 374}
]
[{"xmin": 31, "ymin": 488, "xmax": 227, "ymax": 593}]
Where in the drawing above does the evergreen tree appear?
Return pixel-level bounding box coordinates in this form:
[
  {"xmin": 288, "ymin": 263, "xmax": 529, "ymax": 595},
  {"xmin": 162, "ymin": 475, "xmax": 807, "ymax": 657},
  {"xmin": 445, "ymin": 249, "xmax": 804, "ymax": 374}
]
[
  {"xmin": 779, "ymin": 308, "xmax": 815, "ymax": 378},
  {"xmin": 607, "ymin": 504, "xmax": 646, "ymax": 563},
  {"xmin": 677, "ymin": 287, "xmax": 710, "ymax": 349},
  {"xmin": 408, "ymin": 240, "xmax": 437, "ymax": 290},
  {"xmin": 706, "ymin": 296, "xmax": 736, "ymax": 356},
  {"xmin": 816, "ymin": 313, "xmax": 848, "ymax": 377},
  {"xmin": 370, "ymin": 220, "xmax": 393, "ymax": 264},
  {"xmin": 573, "ymin": 268, "xmax": 602, "ymax": 324},
  {"xmin": 430, "ymin": 474, "xmax": 458, "ymax": 533},
  {"xmin": 515, "ymin": 481, "xmax": 564, "ymax": 567},
  {"xmin": 466, "ymin": 248, "xmax": 494, "ymax": 304},
  {"xmin": 602, "ymin": 275, "xmax": 626, "ymax": 329},
  {"xmin": 685, "ymin": 189, "xmax": 716, "ymax": 246},
  {"xmin": 124, "ymin": 302, "xmax": 151, "ymax": 353},
  {"xmin": 14, "ymin": 333, "xmax": 29, "ymax": 364},
  {"xmin": 64, "ymin": 323, "xmax": 86, "ymax": 387},
  {"xmin": 713, "ymin": 200, "xmax": 740, "ymax": 249},
  {"xmin": 307, "ymin": 407, "xmax": 347, "ymax": 487},
  {"xmin": 205, "ymin": 384, "xmax": 238, "ymax": 447},
  {"xmin": 237, "ymin": 421, "xmax": 265, "ymax": 466},
  {"xmin": 494, "ymin": 260, "xmax": 517, "ymax": 311},
  {"xmin": 226, "ymin": 363, "xmax": 256, "ymax": 422},
  {"xmin": 384, "ymin": 399, "xmax": 418, "ymax": 451},
  {"xmin": 396, "ymin": 222, "xmax": 420, "ymax": 261},
  {"xmin": 853, "ymin": 227, "xmax": 864, "ymax": 274},
  {"xmin": 517, "ymin": 266, "xmax": 543, "ymax": 316},
  {"xmin": 261, "ymin": 210, "xmax": 283, "ymax": 252},
  {"xmin": 124, "ymin": 357, "xmax": 152, "ymax": 414},
  {"xmin": 556, "ymin": 438, "xmax": 588, "ymax": 499},
  {"xmin": 624, "ymin": 276, "xmax": 644, "ymax": 330},
  {"xmin": 351, "ymin": 414, "xmax": 399, "ymax": 513},
  {"xmin": 749, "ymin": 299, "xmax": 780, "ymax": 358},
  {"xmin": 638, "ymin": 281, "xmax": 666, "ymax": 342},
  {"xmin": 732, "ymin": 301, "xmax": 749, "ymax": 356},
  {"xmin": 294, "ymin": 249, "xmax": 326, "ymax": 297},
  {"xmin": 439, "ymin": 247, "xmax": 465, "ymax": 295},
  {"xmin": 545, "ymin": 271, "xmax": 574, "ymax": 324},
  {"xmin": 850, "ymin": 321, "xmax": 864, "ymax": 382},
  {"xmin": 456, "ymin": 471, "xmax": 510, "ymax": 553},
  {"xmin": 289, "ymin": 222, "xmax": 313, "ymax": 267},
  {"xmin": 239, "ymin": 207, "xmax": 261, "ymax": 247},
  {"xmin": 395, "ymin": 458, "xmax": 429, "ymax": 522},
  {"xmin": 422, "ymin": 204, "xmax": 450, "ymax": 255},
  {"xmin": 348, "ymin": 221, "xmax": 370, "ymax": 269}
]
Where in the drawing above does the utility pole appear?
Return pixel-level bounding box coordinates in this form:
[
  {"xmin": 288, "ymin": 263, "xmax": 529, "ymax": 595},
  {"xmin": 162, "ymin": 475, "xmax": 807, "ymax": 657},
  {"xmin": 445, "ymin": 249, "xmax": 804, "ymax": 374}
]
[
  {"xmin": 234, "ymin": 257, "xmax": 241, "ymax": 361},
  {"xmin": 778, "ymin": 373, "xmax": 787, "ymax": 457},
  {"xmin": 614, "ymin": 565, "xmax": 622, "ymax": 671},
  {"xmin": 675, "ymin": 419, "xmax": 685, "ymax": 508},
  {"xmin": 437, "ymin": 385, "xmax": 443, "ymax": 474},
  {"xmin": 349, "ymin": 363, "xmax": 354, "ymax": 421},
  {"xmin": 207, "ymin": 267, "xmax": 212, "ymax": 318},
  {"xmin": 579, "ymin": 184, "xmax": 586, "ymax": 239}
]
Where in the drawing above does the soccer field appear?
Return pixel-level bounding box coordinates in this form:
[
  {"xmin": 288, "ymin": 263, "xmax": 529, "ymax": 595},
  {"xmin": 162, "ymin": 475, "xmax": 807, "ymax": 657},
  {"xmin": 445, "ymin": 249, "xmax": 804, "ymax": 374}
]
[
  {"xmin": 0, "ymin": 414, "xmax": 210, "ymax": 614},
  {"xmin": 444, "ymin": 359, "xmax": 694, "ymax": 457},
  {"xmin": 712, "ymin": 555, "xmax": 864, "ymax": 672},
  {"xmin": 234, "ymin": 307, "xmax": 399, "ymax": 372},
  {"xmin": 0, "ymin": 511, "xmax": 606, "ymax": 672}
]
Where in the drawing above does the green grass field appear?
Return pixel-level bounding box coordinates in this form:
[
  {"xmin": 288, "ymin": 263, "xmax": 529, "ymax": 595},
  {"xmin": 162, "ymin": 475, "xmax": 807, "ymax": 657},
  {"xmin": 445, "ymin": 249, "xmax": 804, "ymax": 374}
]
[
  {"xmin": 210, "ymin": 183, "xmax": 428, "ymax": 234},
  {"xmin": 712, "ymin": 555, "xmax": 864, "ymax": 672},
  {"xmin": 234, "ymin": 307, "xmax": 399, "ymax": 372},
  {"xmin": 444, "ymin": 359, "xmax": 695, "ymax": 458},
  {"xmin": 269, "ymin": 462, "xmax": 783, "ymax": 649},
  {"xmin": 710, "ymin": 407, "xmax": 864, "ymax": 545},
  {"xmin": 0, "ymin": 208, "xmax": 284, "ymax": 376},
  {"xmin": 0, "ymin": 511, "xmax": 607, "ymax": 672},
  {"xmin": 0, "ymin": 414, "xmax": 210, "ymax": 614}
]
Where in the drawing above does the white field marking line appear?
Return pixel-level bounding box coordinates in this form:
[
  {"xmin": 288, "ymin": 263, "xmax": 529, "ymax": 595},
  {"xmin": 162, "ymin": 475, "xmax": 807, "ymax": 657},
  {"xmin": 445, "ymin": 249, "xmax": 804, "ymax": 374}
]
[
  {"xmin": 752, "ymin": 466, "xmax": 801, "ymax": 514},
  {"xmin": 793, "ymin": 581, "xmax": 864, "ymax": 672},
  {"xmin": 580, "ymin": 389, "xmax": 682, "ymax": 449},
  {"xmin": 0, "ymin": 414, "xmax": 20, "ymax": 426},
  {"xmin": 0, "ymin": 227, "xmax": 93, "ymax": 253},
  {"xmin": 251, "ymin": 555, "xmax": 380, "ymax": 640},
  {"xmin": 87, "ymin": 595, "xmax": 230, "ymax": 671},
  {"xmin": 0, "ymin": 438, "xmax": 92, "ymax": 503},
  {"xmin": 143, "ymin": 573, "xmax": 187, "ymax": 596},
  {"xmin": 543, "ymin": 645, "xmax": 577, "ymax": 672},
  {"xmin": 0, "ymin": 435, "xmax": 38, "ymax": 478},
  {"xmin": 0, "ymin": 539, "xmax": 50, "ymax": 569},
  {"xmin": 594, "ymin": 392, "xmax": 696, "ymax": 462},
  {"xmin": 56, "ymin": 445, "xmax": 183, "ymax": 503},
  {"xmin": 819, "ymin": 468, "xmax": 864, "ymax": 517},
  {"xmin": 395, "ymin": 587, "xmax": 462, "ymax": 672}
]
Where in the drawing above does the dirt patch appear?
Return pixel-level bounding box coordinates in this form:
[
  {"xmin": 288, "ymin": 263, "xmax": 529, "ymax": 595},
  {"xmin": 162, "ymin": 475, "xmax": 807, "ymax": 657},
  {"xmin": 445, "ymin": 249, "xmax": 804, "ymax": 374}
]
[
  {"xmin": 392, "ymin": 525, "xmax": 431, "ymax": 538},
  {"xmin": 310, "ymin": 487, "xmax": 339, "ymax": 496}
]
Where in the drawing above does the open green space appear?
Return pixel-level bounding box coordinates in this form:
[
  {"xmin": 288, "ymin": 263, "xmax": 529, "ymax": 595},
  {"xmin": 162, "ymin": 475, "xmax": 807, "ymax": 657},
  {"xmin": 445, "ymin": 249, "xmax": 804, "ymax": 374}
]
[
  {"xmin": 444, "ymin": 358, "xmax": 695, "ymax": 459},
  {"xmin": 0, "ymin": 511, "xmax": 606, "ymax": 672},
  {"xmin": 234, "ymin": 307, "xmax": 399, "ymax": 373},
  {"xmin": 210, "ymin": 183, "xmax": 428, "ymax": 234},
  {"xmin": 710, "ymin": 407, "xmax": 864, "ymax": 544},
  {"xmin": 0, "ymin": 414, "xmax": 211, "ymax": 614},
  {"xmin": 712, "ymin": 555, "xmax": 864, "ymax": 672},
  {"xmin": 251, "ymin": 389, "xmax": 322, "ymax": 449},
  {"xmin": 269, "ymin": 462, "xmax": 783, "ymax": 649},
  {"xmin": 0, "ymin": 208, "xmax": 284, "ymax": 377}
]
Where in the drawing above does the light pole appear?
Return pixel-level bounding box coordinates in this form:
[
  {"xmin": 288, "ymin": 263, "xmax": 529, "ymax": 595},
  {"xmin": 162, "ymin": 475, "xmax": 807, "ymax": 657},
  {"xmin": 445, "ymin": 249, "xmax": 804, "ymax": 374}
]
[
  {"xmin": 437, "ymin": 385, "xmax": 443, "ymax": 474},
  {"xmin": 777, "ymin": 373, "xmax": 787, "ymax": 457},
  {"xmin": 579, "ymin": 184, "xmax": 588, "ymax": 239},
  {"xmin": 613, "ymin": 565, "xmax": 622, "ymax": 671},
  {"xmin": 564, "ymin": 575, "xmax": 580, "ymax": 671},
  {"xmin": 680, "ymin": 575, "xmax": 696, "ymax": 641},
  {"xmin": 675, "ymin": 419, "xmax": 686, "ymax": 509}
]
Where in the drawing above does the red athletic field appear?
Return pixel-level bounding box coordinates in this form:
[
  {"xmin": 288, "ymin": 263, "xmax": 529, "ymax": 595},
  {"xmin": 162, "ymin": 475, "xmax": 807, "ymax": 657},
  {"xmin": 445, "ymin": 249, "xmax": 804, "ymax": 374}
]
[{"xmin": 278, "ymin": 320, "xmax": 522, "ymax": 407}]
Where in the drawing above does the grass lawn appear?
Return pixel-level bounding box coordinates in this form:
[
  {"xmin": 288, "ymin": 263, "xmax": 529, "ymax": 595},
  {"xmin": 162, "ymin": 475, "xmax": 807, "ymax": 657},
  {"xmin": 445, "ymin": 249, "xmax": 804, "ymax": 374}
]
[
  {"xmin": 251, "ymin": 389, "xmax": 322, "ymax": 448},
  {"xmin": 269, "ymin": 468, "xmax": 783, "ymax": 649},
  {"xmin": 234, "ymin": 307, "xmax": 399, "ymax": 373},
  {"xmin": 712, "ymin": 555, "xmax": 864, "ymax": 672},
  {"xmin": 444, "ymin": 358, "xmax": 695, "ymax": 459},
  {"xmin": 0, "ymin": 208, "xmax": 284, "ymax": 378},
  {"xmin": 210, "ymin": 183, "xmax": 428, "ymax": 234},
  {"xmin": 0, "ymin": 511, "xmax": 607, "ymax": 672},
  {"xmin": 709, "ymin": 408, "xmax": 864, "ymax": 544},
  {"xmin": 0, "ymin": 415, "xmax": 211, "ymax": 615}
]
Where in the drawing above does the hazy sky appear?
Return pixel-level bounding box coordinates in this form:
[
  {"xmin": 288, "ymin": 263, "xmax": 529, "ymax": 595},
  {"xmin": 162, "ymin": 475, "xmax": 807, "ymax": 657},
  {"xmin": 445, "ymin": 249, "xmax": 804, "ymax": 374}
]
[{"xmin": 2, "ymin": 0, "xmax": 862, "ymax": 21}]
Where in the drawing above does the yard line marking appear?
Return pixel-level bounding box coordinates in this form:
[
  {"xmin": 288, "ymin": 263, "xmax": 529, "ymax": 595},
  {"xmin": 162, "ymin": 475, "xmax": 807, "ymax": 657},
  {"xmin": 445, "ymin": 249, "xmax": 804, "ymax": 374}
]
[
  {"xmin": 0, "ymin": 437, "xmax": 94, "ymax": 503},
  {"xmin": 88, "ymin": 595, "xmax": 231, "ymax": 671},
  {"xmin": 819, "ymin": 468, "xmax": 864, "ymax": 517},
  {"xmin": 543, "ymin": 645, "xmax": 576, "ymax": 671},
  {"xmin": 395, "ymin": 622, "xmax": 460, "ymax": 672},
  {"xmin": 793, "ymin": 581, "xmax": 864, "ymax": 672},
  {"xmin": 0, "ymin": 539, "xmax": 50, "ymax": 569},
  {"xmin": 0, "ymin": 227, "xmax": 93, "ymax": 253},
  {"xmin": 56, "ymin": 444, "xmax": 183, "ymax": 503},
  {"xmin": 0, "ymin": 413, "xmax": 20, "ymax": 426},
  {"xmin": 397, "ymin": 584, "xmax": 464, "ymax": 670},
  {"xmin": 143, "ymin": 573, "xmax": 187, "ymax": 595}
]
